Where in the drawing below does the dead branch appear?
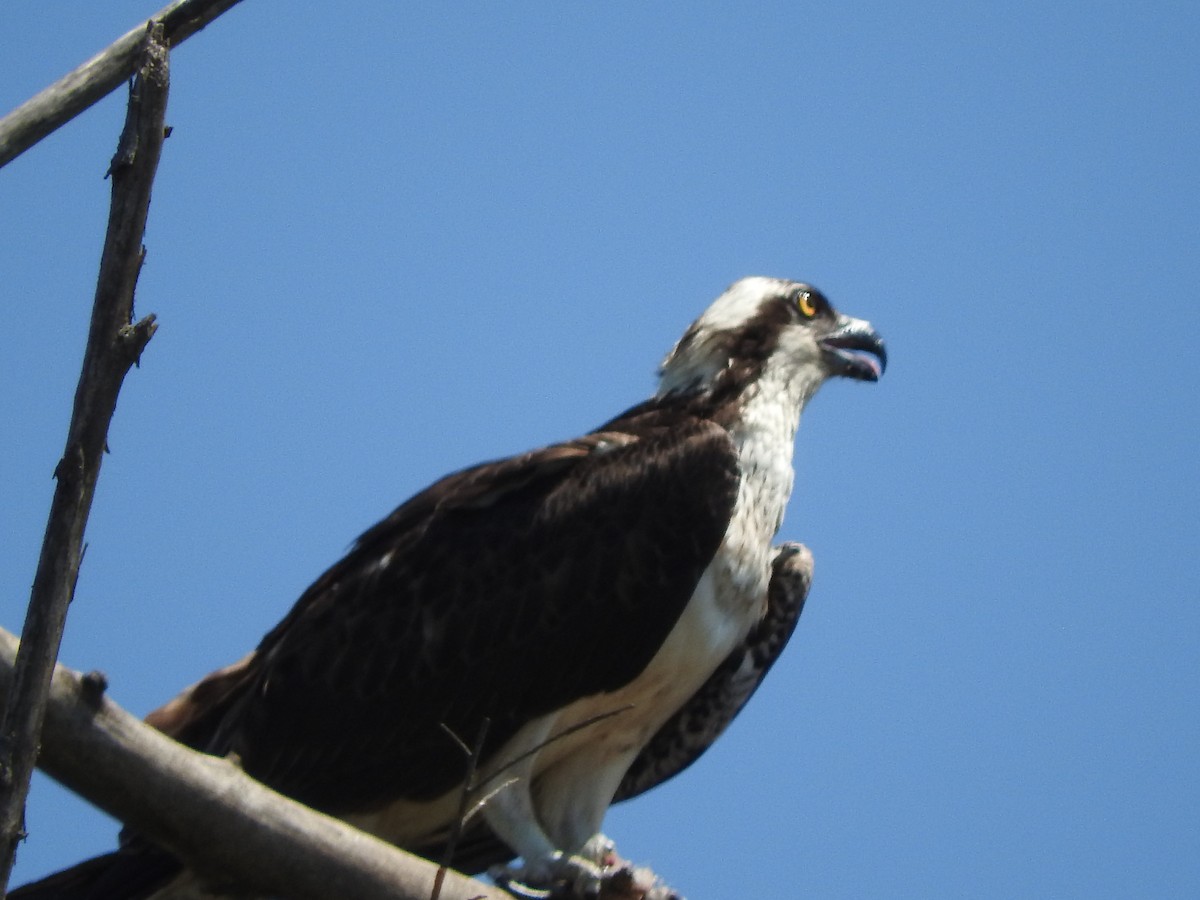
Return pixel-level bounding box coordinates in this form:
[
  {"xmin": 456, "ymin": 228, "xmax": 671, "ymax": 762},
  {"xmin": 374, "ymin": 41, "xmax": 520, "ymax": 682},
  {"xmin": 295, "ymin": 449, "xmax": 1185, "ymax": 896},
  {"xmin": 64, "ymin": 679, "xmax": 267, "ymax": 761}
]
[
  {"xmin": 0, "ymin": 0, "xmax": 244, "ymax": 169},
  {"xmin": 0, "ymin": 627, "xmax": 508, "ymax": 900},
  {"xmin": 0, "ymin": 26, "xmax": 170, "ymax": 889}
]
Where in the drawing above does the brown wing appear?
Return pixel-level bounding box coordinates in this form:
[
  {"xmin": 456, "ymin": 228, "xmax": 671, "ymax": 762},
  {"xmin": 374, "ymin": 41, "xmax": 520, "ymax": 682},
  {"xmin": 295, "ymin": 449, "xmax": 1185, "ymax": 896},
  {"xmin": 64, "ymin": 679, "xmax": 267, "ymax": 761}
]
[{"xmin": 157, "ymin": 408, "xmax": 740, "ymax": 816}]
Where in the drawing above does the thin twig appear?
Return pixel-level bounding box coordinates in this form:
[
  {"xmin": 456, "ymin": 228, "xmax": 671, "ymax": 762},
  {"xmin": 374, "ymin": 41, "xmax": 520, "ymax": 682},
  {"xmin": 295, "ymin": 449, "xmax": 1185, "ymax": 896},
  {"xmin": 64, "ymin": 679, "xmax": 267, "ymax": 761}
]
[
  {"xmin": 0, "ymin": 0, "xmax": 244, "ymax": 169},
  {"xmin": 0, "ymin": 26, "xmax": 168, "ymax": 891},
  {"xmin": 461, "ymin": 779, "xmax": 518, "ymax": 829},
  {"xmin": 433, "ymin": 718, "xmax": 491, "ymax": 900},
  {"xmin": 439, "ymin": 721, "xmax": 476, "ymax": 759}
]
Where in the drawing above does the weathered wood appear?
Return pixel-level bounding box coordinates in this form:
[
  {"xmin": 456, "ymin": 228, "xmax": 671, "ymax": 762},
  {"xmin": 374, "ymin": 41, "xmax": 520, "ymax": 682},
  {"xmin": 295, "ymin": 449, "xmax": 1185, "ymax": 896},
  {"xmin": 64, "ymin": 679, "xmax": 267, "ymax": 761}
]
[
  {"xmin": 0, "ymin": 0, "xmax": 244, "ymax": 169},
  {"xmin": 0, "ymin": 26, "xmax": 169, "ymax": 892},
  {"xmin": 0, "ymin": 628, "xmax": 509, "ymax": 900}
]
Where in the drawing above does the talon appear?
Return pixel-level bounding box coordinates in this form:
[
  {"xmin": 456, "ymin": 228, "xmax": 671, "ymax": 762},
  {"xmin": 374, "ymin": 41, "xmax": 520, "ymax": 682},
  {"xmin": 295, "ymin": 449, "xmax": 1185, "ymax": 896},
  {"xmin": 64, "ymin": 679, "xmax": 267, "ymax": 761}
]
[
  {"xmin": 490, "ymin": 867, "xmax": 553, "ymax": 899},
  {"xmin": 490, "ymin": 851, "xmax": 603, "ymax": 899}
]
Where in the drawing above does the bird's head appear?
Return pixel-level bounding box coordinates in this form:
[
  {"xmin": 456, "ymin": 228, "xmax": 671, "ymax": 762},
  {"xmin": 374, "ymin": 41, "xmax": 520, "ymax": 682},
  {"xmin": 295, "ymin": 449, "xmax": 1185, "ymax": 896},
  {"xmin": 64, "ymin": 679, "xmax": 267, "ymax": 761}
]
[{"xmin": 657, "ymin": 276, "xmax": 887, "ymax": 404}]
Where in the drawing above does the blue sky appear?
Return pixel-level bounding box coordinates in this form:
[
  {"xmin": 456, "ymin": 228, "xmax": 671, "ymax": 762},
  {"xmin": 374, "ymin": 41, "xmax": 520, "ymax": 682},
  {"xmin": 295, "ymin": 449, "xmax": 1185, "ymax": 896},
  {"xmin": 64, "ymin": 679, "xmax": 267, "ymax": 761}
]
[{"xmin": 2, "ymin": 2, "xmax": 1198, "ymax": 896}]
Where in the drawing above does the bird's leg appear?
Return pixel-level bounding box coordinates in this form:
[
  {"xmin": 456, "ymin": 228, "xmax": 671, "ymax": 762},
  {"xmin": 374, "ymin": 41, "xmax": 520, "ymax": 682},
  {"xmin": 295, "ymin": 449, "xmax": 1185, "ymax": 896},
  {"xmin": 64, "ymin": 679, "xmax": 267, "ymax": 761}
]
[{"xmin": 481, "ymin": 723, "xmax": 607, "ymax": 897}]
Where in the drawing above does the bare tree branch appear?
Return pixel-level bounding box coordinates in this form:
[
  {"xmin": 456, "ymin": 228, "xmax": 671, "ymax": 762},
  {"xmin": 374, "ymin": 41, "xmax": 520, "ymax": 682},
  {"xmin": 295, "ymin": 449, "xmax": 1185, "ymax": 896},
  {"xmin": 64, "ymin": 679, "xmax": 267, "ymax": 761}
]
[
  {"xmin": 0, "ymin": 0, "xmax": 244, "ymax": 169},
  {"xmin": 0, "ymin": 628, "xmax": 508, "ymax": 900},
  {"xmin": 0, "ymin": 26, "xmax": 169, "ymax": 890}
]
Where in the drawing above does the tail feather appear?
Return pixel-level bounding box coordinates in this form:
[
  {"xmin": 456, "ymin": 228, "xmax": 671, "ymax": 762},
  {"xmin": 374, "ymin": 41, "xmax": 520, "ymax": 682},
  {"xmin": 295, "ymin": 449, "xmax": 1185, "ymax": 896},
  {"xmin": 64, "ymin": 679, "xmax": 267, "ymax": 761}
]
[{"xmin": 10, "ymin": 844, "xmax": 182, "ymax": 900}]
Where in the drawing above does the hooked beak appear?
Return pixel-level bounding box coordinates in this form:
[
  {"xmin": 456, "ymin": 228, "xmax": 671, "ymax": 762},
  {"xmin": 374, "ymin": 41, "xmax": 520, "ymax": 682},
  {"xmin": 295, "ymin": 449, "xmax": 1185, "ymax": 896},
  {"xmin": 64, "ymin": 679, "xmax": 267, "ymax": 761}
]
[{"xmin": 818, "ymin": 316, "xmax": 887, "ymax": 382}]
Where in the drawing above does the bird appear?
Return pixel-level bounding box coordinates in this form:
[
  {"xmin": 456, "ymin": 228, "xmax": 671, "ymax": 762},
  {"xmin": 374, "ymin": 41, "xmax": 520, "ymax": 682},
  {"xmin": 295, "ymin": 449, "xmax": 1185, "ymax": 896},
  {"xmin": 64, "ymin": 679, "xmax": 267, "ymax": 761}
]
[{"xmin": 14, "ymin": 276, "xmax": 885, "ymax": 899}]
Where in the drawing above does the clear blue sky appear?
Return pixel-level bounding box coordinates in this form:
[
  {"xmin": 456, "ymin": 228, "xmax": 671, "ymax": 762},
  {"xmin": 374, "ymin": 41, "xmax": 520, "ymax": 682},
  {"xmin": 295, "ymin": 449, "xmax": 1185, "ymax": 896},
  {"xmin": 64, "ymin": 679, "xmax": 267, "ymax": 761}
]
[{"xmin": 3, "ymin": 2, "xmax": 1198, "ymax": 896}]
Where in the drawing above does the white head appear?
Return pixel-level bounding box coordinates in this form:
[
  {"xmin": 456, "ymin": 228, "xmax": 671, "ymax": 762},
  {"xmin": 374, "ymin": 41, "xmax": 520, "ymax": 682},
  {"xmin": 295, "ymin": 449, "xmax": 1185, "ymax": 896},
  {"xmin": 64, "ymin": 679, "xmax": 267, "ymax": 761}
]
[{"xmin": 656, "ymin": 277, "xmax": 886, "ymax": 405}]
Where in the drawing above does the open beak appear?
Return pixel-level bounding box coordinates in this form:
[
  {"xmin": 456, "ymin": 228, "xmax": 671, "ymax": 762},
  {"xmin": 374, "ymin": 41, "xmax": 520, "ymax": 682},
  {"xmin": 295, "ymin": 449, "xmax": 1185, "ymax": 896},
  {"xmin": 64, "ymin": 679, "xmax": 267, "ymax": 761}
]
[{"xmin": 818, "ymin": 315, "xmax": 887, "ymax": 382}]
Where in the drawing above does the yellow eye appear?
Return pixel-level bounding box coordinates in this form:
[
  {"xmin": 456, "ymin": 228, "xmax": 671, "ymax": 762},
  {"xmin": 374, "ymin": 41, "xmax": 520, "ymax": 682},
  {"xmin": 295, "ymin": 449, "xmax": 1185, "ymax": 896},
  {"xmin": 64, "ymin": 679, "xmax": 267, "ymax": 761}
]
[{"xmin": 797, "ymin": 291, "xmax": 818, "ymax": 318}]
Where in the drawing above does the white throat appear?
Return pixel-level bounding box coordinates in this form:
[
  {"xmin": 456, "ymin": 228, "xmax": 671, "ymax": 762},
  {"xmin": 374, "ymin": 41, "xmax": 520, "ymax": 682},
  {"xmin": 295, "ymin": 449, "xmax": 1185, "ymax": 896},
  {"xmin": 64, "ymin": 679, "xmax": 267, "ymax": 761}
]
[{"xmin": 726, "ymin": 361, "xmax": 811, "ymax": 550}]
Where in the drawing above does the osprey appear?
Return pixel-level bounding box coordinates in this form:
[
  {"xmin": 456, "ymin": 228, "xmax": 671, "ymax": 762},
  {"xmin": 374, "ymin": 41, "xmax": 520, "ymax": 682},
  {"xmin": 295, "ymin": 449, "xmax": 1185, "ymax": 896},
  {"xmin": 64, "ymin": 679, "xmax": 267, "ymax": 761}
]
[{"xmin": 16, "ymin": 277, "xmax": 885, "ymax": 899}]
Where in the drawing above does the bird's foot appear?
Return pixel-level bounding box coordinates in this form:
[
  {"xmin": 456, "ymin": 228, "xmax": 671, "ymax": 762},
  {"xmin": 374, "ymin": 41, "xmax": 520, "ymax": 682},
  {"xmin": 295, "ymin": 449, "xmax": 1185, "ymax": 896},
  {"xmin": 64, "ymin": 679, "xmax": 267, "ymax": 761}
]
[
  {"xmin": 491, "ymin": 836, "xmax": 685, "ymax": 900},
  {"xmin": 491, "ymin": 850, "xmax": 604, "ymax": 898}
]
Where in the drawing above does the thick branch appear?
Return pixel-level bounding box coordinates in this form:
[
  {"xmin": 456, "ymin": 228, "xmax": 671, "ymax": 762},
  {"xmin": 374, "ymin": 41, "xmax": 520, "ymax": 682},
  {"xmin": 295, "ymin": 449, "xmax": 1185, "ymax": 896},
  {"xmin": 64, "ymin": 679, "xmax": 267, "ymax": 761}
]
[
  {"xmin": 0, "ymin": 0, "xmax": 244, "ymax": 169},
  {"xmin": 0, "ymin": 628, "xmax": 507, "ymax": 900},
  {"xmin": 0, "ymin": 28, "xmax": 168, "ymax": 890}
]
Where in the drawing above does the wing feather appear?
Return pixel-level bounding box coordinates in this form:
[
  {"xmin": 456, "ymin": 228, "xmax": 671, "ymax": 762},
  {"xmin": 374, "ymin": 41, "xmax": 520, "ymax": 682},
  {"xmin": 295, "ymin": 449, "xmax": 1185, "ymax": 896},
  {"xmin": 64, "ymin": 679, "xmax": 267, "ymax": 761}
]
[{"xmin": 187, "ymin": 411, "xmax": 739, "ymax": 813}]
